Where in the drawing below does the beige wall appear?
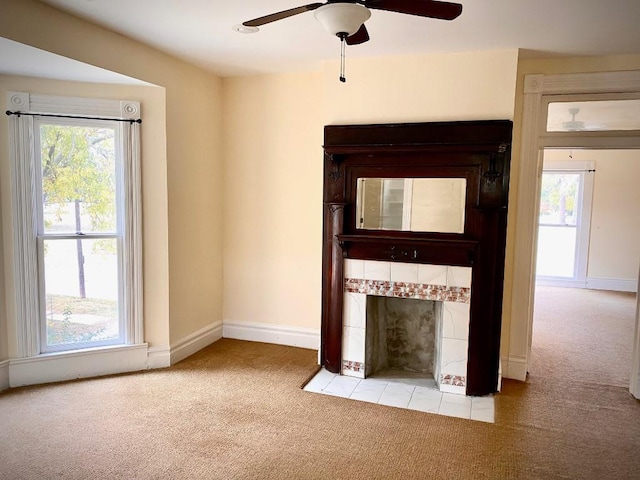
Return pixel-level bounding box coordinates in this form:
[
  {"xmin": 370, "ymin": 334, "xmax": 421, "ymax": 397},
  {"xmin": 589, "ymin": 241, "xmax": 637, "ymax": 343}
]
[
  {"xmin": 164, "ymin": 72, "xmax": 223, "ymax": 344},
  {"xmin": 222, "ymin": 71, "xmax": 325, "ymax": 329},
  {"xmin": 221, "ymin": 50, "xmax": 519, "ymax": 332},
  {"xmin": 0, "ymin": 0, "xmax": 223, "ymax": 352},
  {"xmin": 323, "ymin": 50, "xmax": 519, "ymax": 124},
  {"xmin": 223, "ymin": 50, "xmax": 639, "ymax": 378},
  {"xmin": 543, "ymin": 149, "xmax": 640, "ymax": 281}
]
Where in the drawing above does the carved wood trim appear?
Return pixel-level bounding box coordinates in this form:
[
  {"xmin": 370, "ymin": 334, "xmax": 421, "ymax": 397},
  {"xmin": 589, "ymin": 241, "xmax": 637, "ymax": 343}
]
[{"xmin": 322, "ymin": 120, "xmax": 512, "ymax": 395}]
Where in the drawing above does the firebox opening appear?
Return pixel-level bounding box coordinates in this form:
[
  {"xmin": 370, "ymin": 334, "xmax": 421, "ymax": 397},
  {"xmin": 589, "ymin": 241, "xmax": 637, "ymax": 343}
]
[{"xmin": 365, "ymin": 296, "xmax": 441, "ymax": 382}]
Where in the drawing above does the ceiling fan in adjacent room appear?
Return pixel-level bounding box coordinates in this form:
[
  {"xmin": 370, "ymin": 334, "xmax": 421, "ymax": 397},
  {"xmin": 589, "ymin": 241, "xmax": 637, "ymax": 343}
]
[
  {"xmin": 560, "ymin": 107, "xmax": 608, "ymax": 132},
  {"xmin": 236, "ymin": 0, "xmax": 463, "ymax": 82},
  {"xmin": 562, "ymin": 108, "xmax": 586, "ymax": 131}
]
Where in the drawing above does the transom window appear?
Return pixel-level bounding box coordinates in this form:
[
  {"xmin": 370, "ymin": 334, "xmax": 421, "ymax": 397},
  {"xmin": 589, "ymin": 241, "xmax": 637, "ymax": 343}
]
[{"xmin": 544, "ymin": 94, "xmax": 640, "ymax": 134}]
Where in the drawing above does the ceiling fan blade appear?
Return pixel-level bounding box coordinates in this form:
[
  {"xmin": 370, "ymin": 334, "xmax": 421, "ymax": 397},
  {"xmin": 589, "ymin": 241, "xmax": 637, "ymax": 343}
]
[
  {"xmin": 365, "ymin": 0, "xmax": 462, "ymax": 20},
  {"xmin": 346, "ymin": 24, "xmax": 370, "ymax": 45},
  {"xmin": 243, "ymin": 3, "xmax": 325, "ymax": 27}
]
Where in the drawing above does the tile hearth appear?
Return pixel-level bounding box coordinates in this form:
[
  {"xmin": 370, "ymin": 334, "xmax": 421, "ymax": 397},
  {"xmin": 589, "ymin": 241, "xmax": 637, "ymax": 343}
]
[{"xmin": 303, "ymin": 368, "xmax": 494, "ymax": 423}]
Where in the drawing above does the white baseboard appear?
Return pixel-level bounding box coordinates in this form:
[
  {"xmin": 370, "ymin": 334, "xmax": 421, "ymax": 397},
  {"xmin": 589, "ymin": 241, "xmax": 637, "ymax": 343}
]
[
  {"xmin": 2, "ymin": 321, "xmax": 224, "ymax": 389},
  {"xmin": 223, "ymin": 320, "xmax": 320, "ymax": 351},
  {"xmin": 0, "ymin": 360, "xmax": 9, "ymax": 392},
  {"xmin": 537, "ymin": 276, "xmax": 637, "ymax": 293},
  {"xmin": 586, "ymin": 277, "xmax": 637, "ymax": 293},
  {"xmin": 631, "ymin": 372, "xmax": 640, "ymax": 400},
  {"xmin": 8, "ymin": 344, "xmax": 149, "ymax": 388},
  {"xmin": 536, "ymin": 278, "xmax": 586, "ymax": 288},
  {"xmin": 501, "ymin": 355, "xmax": 527, "ymax": 381},
  {"xmin": 170, "ymin": 321, "xmax": 223, "ymax": 365},
  {"xmin": 147, "ymin": 345, "xmax": 171, "ymax": 369}
]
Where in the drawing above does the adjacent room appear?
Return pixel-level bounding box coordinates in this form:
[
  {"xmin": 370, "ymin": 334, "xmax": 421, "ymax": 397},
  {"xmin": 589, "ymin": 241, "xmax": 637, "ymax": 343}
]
[{"xmin": 1, "ymin": 1, "xmax": 639, "ymax": 478}]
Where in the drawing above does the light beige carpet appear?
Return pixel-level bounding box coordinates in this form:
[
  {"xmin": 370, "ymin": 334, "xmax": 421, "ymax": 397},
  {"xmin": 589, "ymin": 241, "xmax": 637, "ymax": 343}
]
[
  {"xmin": 0, "ymin": 288, "xmax": 638, "ymax": 479},
  {"xmin": 531, "ymin": 286, "xmax": 636, "ymax": 387}
]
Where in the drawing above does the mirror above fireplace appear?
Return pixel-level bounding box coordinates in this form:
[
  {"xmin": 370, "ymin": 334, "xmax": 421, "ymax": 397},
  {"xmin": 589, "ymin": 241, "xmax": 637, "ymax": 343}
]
[{"xmin": 356, "ymin": 177, "xmax": 467, "ymax": 233}]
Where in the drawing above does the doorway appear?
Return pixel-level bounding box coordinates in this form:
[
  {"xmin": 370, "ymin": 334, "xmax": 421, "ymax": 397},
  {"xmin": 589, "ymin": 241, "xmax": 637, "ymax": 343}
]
[
  {"xmin": 510, "ymin": 71, "xmax": 640, "ymax": 399},
  {"xmin": 532, "ymin": 148, "xmax": 640, "ymax": 386}
]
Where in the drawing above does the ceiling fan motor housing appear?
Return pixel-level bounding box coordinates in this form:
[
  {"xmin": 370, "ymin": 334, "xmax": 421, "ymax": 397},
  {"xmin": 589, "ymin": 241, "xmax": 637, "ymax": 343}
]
[{"xmin": 314, "ymin": 3, "xmax": 371, "ymax": 37}]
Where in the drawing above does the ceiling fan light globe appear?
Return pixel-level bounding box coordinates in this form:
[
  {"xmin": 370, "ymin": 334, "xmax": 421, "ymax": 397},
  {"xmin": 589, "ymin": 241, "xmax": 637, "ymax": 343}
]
[{"xmin": 314, "ymin": 3, "xmax": 371, "ymax": 37}]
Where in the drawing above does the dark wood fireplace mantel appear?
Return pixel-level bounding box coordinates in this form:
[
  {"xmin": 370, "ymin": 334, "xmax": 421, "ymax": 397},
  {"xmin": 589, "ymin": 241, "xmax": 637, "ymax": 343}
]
[{"xmin": 321, "ymin": 120, "xmax": 512, "ymax": 396}]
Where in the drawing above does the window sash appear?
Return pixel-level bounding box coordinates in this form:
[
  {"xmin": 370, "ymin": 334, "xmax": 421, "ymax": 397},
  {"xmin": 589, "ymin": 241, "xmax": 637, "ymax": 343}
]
[
  {"xmin": 37, "ymin": 235, "xmax": 125, "ymax": 353},
  {"xmin": 33, "ymin": 117, "xmax": 124, "ymax": 236},
  {"xmin": 33, "ymin": 117, "xmax": 126, "ymax": 353}
]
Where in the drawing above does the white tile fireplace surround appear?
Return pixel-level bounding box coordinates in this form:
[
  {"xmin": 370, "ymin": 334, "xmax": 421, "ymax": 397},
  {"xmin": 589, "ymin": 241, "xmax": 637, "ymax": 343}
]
[{"xmin": 341, "ymin": 259, "xmax": 472, "ymax": 395}]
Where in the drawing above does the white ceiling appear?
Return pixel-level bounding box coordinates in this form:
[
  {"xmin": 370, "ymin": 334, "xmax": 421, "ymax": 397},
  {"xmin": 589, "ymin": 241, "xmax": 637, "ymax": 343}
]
[{"xmin": 11, "ymin": 0, "xmax": 640, "ymax": 78}]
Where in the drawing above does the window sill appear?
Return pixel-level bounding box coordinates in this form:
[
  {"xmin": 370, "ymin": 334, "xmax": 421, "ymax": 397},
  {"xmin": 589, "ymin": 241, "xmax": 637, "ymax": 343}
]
[{"xmin": 8, "ymin": 343, "xmax": 149, "ymax": 388}]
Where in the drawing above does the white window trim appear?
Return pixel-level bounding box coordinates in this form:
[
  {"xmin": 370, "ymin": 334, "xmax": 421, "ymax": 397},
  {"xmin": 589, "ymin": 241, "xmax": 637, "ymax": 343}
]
[{"xmin": 7, "ymin": 92, "xmax": 144, "ymax": 359}]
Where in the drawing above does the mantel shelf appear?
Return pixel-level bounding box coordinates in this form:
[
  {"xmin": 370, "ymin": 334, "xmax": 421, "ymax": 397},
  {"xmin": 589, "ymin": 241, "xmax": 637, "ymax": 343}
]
[
  {"xmin": 337, "ymin": 234, "xmax": 478, "ymax": 248},
  {"xmin": 336, "ymin": 234, "xmax": 478, "ymax": 267}
]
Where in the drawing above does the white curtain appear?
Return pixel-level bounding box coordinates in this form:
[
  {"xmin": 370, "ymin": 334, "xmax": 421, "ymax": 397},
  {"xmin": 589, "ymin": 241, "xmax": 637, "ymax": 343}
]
[
  {"xmin": 8, "ymin": 114, "xmax": 40, "ymax": 357},
  {"xmin": 122, "ymin": 120, "xmax": 144, "ymax": 345}
]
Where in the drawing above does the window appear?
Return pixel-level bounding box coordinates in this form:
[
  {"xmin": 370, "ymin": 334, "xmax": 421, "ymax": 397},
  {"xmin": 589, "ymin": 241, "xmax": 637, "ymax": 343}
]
[
  {"xmin": 547, "ymin": 99, "xmax": 640, "ymax": 132},
  {"xmin": 536, "ymin": 158, "xmax": 594, "ymax": 284},
  {"xmin": 35, "ymin": 119, "xmax": 124, "ymax": 352},
  {"xmin": 7, "ymin": 93, "xmax": 143, "ymax": 357}
]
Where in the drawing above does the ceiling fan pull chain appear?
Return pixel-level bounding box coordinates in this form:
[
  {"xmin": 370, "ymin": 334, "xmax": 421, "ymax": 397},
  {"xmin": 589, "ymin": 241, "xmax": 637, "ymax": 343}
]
[{"xmin": 339, "ymin": 34, "xmax": 346, "ymax": 83}]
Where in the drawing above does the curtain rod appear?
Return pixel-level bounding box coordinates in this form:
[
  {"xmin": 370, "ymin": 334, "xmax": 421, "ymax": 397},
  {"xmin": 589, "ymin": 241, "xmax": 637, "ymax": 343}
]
[{"xmin": 5, "ymin": 110, "xmax": 142, "ymax": 124}]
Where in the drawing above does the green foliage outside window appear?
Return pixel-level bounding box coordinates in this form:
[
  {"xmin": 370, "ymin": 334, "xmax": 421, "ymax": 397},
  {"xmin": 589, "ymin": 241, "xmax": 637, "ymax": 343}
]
[{"xmin": 539, "ymin": 173, "xmax": 579, "ymax": 225}]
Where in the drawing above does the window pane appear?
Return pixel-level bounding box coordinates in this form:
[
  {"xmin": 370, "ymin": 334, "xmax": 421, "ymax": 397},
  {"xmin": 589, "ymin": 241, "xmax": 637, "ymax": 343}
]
[
  {"xmin": 539, "ymin": 173, "xmax": 580, "ymax": 226},
  {"xmin": 536, "ymin": 226, "xmax": 576, "ymax": 277},
  {"xmin": 43, "ymin": 238, "xmax": 119, "ymax": 348},
  {"xmin": 40, "ymin": 124, "xmax": 117, "ymax": 234},
  {"xmin": 547, "ymin": 100, "xmax": 640, "ymax": 132}
]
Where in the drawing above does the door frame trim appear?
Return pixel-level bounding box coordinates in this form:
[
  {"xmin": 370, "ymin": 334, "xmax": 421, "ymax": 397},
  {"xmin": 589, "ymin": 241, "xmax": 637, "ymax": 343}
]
[
  {"xmin": 508, "ymin": 70, "xmax": 640, "ymax": 390},
  {"xmin": 632, "ymin": 269, "xmax": 640, "ymax": 398}
]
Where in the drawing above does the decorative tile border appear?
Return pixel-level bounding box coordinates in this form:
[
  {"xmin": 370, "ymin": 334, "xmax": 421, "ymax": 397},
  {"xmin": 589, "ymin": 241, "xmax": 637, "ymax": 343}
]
[
  {"xmin": 344, "ymin": 278, "xmax": 470, "ymax": 304},
  {"xmin": 342, "ymin": 360, "xmax": 365, "ymax": 373},
  {"xmin": 441, "ymin": 374, "xmax": 466, "ymax": 387}
]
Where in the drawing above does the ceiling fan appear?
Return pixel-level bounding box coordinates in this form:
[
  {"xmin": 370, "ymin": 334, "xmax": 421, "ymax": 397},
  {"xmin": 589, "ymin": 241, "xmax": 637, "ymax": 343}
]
[
  {"xmin": 562, "ymin": 108, "xmax": 586, "ymax": 131},
  {"xmin": 239, "ymin": 0, "xmax": 463, "ymax": 82},
  {"xmin": 560, "ymin": 107, "xmax": 609, "ymax": 132}
]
